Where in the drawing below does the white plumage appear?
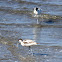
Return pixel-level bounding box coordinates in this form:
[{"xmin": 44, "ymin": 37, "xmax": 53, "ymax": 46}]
[
  {"xmin": 33, "ymin": 7, "xmax": 42, "ymax": 24},
  {"xmin": 18, "ymin": 39, "xmax": 37, "ymax": 47},
  {"xmin": 34, "ymin": 7, "xmax": 42, "ymax": 15}
]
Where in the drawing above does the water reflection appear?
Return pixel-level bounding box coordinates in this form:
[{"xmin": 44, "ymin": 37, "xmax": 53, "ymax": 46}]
[
  {"xmin": 0, "ymin": 0, "xmax": 62, "ymax": 62},
  {"xmin": 33, "ymin": 27, "xmax": 41, "ymax": 42}
]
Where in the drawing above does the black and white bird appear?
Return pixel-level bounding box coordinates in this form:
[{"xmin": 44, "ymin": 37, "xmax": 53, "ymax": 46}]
[
  {"xmin": 33, "ymin": 7, "xmax": 42, "ymax": 24},
  {"xmin": 18, "ymin": 39, "xmax": 37, "ymax": 50},
  {"xmin": 34, "ymin": 7, "xmax": 42, "ymax": 15}
]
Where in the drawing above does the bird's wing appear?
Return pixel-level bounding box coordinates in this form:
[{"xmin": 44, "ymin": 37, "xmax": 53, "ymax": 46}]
[
  {"xmin": 23, "ymin": 40, "xmax": 28, "ymax": 44},
  {"xmin": 23, "ymin": 39, "xmax": 35, "ymax": 43}
]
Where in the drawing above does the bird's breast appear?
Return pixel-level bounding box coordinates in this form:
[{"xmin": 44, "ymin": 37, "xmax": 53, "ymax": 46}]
[{"xmin": 34, "ymin": 10, "xmax": 38, "ymax": 15}]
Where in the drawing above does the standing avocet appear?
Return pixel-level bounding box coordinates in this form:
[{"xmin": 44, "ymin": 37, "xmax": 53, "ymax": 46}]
[
  {"xmin": 33, "ymin": 7, "xmax": 42, "ymax": 24},
  {"xmin": 18, "ymin": 39, "xmax": 37, "ymax": 50},
  {"xmin": 34, "ymin": 7, "xmax": 42, "ymax": 15}
]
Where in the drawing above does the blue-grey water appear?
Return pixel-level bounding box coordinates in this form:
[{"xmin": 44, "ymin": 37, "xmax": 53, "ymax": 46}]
[{"xmin": 0, "ymin": 0, "xmax": 62, "ymax": 62}]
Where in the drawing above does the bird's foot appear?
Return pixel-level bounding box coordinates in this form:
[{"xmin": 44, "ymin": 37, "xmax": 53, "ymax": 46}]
[{"xmin": 28, "ymin": 49, "xmax": 33, "ymax": 56}]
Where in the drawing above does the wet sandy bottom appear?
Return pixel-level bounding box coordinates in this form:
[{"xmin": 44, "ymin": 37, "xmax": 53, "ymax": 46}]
[{"xmin": 0, "ymin": 41, "xmax": 62, "ymax": 62}]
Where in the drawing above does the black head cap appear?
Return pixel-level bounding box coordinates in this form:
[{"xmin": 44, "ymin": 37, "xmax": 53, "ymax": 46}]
[
  {"xmin": 18, "ymin": 38, "xmax": 23, "ymax": 41},
  {"xmin": 36, "ymin": 7, "xmax": 38, "ymax": 11}
]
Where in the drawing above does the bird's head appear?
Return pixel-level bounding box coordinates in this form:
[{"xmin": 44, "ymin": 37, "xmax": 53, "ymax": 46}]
[
  {"xmin": 18, "ymin": 39, "xmax": 23, "ymax": 43},
  {"xmin": 34, "ymin": 7, "xmax": 38, "ymax": 11},
  {"xmin": 36, "ymin": 7, "xmax": 38, "ymax": 11}
]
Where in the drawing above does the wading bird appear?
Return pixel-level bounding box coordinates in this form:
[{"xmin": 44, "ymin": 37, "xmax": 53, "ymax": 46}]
[
  {"xmin": 33, "ymin": 7, "xmax": 42, "ymax": 24},
  {"xmin": 18, "ymin": 39, "xmax": 37, "ymax": 50},
  {"xmin": 34, "ymin": 7, "xmax": 41, "ymax": 15}
]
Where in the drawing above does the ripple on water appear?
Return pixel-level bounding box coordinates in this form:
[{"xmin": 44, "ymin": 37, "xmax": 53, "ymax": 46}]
[{"xmin": 0, "ymin": 0, "xmax": 62, "ymax": 62}]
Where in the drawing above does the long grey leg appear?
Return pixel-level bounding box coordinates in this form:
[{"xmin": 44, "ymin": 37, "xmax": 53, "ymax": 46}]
[
  {"xmin": 28, "ymin": 46, "xmax": 33, "ymax": 55},
  {"xmin": 29, "ymin": 46, "xmax": 31, "ymax": 50},
  {"xmin": 37, "ymin": 19, "xmax": 39, "ymax": 24}
]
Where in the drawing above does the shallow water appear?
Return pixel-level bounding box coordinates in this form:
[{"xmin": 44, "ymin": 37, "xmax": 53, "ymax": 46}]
[{"xmin": 0, "ymin": 0, "xmax": 62, "ymax": 62}]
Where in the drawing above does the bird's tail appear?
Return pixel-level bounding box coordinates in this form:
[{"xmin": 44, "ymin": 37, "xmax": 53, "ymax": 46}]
[
  {"xmin": 37, "ymin": 43, "xmax": 42, "ymax": 44},
  {"xmin": 37, "ymin": 43, "xmax": 45, "ymax": 44}
]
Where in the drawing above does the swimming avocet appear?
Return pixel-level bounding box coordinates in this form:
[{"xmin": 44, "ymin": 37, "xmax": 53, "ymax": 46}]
[
  {"xmin": 33, "ymin": 7, "xmax": 42, "ymax": 24},
  {"xmin": 18, "ymin": 39, "xmax": 37, "ymax": 50}
]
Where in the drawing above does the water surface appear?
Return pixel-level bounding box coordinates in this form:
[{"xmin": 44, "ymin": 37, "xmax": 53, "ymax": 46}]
[{"xmin": 0, "ymin": 0, "xmax": 62, "ymax": 62}]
